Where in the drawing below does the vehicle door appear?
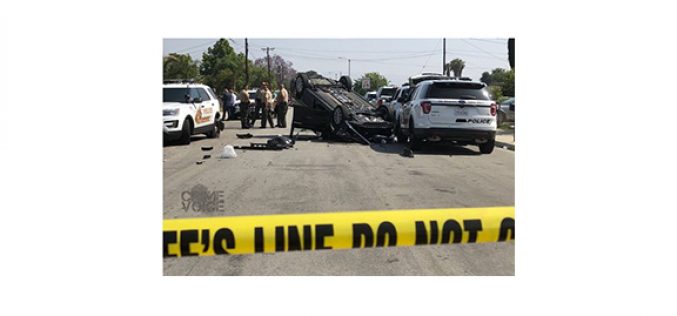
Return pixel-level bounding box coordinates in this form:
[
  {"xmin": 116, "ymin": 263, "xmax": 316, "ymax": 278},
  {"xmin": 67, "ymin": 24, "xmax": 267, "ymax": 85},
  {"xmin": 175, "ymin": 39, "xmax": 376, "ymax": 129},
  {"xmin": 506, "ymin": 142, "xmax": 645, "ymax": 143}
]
[
  {"xmin": 291, "ymin": 90, "xmax": 329, "ymax": 131},
  {"xmin": 388, "ymin": 88, "xmax": 401, "ymax": 114},
  {"xmin": 206, "ymin": 87, "xmax": 222, "ymax": 117},
  {"xmin": 193, "ymin": 88, "xmax": 215, "ymax": 128},
  {"xmin": 401, "ymin": 85, "xmax": 419, "ymax": 129}
]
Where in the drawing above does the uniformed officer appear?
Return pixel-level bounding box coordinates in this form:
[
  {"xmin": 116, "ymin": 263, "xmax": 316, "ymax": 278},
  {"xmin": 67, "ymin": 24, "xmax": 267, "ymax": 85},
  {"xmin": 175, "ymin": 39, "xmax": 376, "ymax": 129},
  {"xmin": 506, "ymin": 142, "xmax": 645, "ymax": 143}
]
[
  {"xmin": 239, "ymin": 85, "xmax": 251, "ymax": 129},
  {"xmin": 275, "ymin": 85, "xmax": 289, "ymax": 128},
  {"xmin": 260, "ymin": 83, "xmax": 274, "ymax": 128},
  {"xmin": 252, "ymin": 82, "xmax": 265, "ymax": 127}
]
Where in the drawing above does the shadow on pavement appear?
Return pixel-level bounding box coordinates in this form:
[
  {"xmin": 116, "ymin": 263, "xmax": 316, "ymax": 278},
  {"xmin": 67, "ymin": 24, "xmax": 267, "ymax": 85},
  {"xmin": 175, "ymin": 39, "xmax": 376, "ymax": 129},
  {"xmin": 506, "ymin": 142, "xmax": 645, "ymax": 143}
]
[
  {"xmin": 369, "ymin": 142, "xmax": 481, "ymax": 156},
  {"xmin": 163, "ymin": 135, "xmax": 210, "ymax": 147}
]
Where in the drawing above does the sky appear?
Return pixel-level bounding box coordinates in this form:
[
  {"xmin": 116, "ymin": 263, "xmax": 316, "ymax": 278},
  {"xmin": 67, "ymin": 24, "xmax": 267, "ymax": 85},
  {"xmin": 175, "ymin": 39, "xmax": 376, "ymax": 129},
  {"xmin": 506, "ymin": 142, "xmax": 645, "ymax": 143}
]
[{"xmin": 163, "ymin": 38, "xmax": 511, "ymax": 86}]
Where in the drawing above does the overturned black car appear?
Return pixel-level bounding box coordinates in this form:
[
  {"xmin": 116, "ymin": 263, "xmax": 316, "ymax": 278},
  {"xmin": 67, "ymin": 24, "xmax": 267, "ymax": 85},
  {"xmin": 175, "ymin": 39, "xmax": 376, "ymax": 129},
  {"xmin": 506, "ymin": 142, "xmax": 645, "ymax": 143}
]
[{"xmin": 289, "ymin": 72, "xmax": 392, "ymax": 144}]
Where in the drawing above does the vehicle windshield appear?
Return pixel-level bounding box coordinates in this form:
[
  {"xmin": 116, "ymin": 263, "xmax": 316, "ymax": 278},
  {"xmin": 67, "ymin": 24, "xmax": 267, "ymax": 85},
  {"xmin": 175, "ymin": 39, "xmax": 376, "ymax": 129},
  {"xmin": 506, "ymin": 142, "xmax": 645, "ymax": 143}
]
[
  {"xmin": 380, "ymin": 87, "xmax": 397, "ymax": 96},
  {"xmin": 367, "ymin": 94, "xmax": 377, "ymax": 100},
  {"xmin": 425, "ymin": 82, "xmax": 490, "ymax": 100},
  {"xmin": 163, "ymin": 88, "xmax": 190, "ymax": 103}
]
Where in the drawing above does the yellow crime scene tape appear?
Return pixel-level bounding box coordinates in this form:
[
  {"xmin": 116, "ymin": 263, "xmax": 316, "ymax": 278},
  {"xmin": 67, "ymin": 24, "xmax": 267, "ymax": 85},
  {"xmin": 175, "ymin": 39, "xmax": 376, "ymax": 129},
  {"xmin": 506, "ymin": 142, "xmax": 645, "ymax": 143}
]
[{"xmin": 163, "ymin": 206, "xmax": 514, "ymax": 257}]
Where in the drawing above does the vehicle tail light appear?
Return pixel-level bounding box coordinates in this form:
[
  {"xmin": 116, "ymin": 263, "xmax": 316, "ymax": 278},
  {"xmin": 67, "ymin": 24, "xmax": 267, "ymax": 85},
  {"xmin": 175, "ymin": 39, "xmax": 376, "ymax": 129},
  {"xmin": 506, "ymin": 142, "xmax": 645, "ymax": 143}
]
[
  {"xmin": 490, "ymin": 102, "xmax": 497, "ymax": 116},
  {"xmin": 421, "ymin": 101, "xmax": 432, "ymax": 114}
]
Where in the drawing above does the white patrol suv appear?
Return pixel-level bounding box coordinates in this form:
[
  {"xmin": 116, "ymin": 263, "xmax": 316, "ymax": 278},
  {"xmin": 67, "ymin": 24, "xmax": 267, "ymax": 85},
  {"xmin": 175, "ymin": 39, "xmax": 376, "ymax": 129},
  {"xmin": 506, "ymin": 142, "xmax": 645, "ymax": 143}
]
[
  {"xmin": 163, "ymin": 81, "xmax": 223, "ymax": 144},
  {"xmin": 393, "ymin": 79, "xmax": 497, "ymax": 154}
]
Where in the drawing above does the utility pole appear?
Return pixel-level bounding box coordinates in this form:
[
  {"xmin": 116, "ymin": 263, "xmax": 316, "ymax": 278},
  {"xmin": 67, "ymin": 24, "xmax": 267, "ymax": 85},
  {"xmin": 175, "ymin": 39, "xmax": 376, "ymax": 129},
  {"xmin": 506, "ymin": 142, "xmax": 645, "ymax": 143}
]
[
  {"xmin": 261, "ymin": 47, "xmax": 275, "ymax": 84},
  {"xmin": 278, "ymin": 65, "xmax": 283, "ymax": 89},
  {"xmin": 443, "ymin": 38, "xmax": 446, "ymax": 75},
  {"xmin": 244, "ymin": 38, "xmax": 249, "ymax": 86},
  {"xmin": 339, "ymin": 57, "xmax": 351, "ymax": 77}
]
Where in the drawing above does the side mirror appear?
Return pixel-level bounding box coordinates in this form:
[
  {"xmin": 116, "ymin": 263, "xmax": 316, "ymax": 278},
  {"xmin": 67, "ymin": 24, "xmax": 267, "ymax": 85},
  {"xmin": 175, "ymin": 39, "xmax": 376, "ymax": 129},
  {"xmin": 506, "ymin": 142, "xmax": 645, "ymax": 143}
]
[{"xmin": 193, "ymin": 97, "xmax": 202, "ymax": 103}]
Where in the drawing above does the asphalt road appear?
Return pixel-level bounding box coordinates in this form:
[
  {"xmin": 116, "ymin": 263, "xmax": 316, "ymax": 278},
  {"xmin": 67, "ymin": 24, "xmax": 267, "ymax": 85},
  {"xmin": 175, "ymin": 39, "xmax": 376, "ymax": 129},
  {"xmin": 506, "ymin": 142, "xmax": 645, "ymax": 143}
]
[{"xmin": 163, "ymin": 109, "xmax": 514, "ymax": 275}]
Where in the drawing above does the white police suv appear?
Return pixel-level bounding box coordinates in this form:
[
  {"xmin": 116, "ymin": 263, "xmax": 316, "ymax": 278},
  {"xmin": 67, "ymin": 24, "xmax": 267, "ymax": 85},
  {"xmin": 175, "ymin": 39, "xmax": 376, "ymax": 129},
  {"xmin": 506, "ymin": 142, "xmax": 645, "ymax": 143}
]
[
  {"xmin": 163, "ymin": 81, "xmax": 223, "ymax": 144},
  {"xmin": 393, "ymin": 79, "xmax": 497, "ymax": 154}
]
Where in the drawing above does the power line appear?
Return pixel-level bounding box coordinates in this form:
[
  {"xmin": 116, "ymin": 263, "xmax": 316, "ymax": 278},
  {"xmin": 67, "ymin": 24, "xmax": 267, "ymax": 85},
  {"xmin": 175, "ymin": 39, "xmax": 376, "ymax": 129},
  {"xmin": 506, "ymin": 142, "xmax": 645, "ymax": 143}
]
[
  {"xmin": 461, "ymin": 39, "xmax": 506, "ymax": 61},
  {"xmin": 467, "ymin": 38, "xmax": 507, "ymax": 45},
  {"xmin": 261, "ymin": 47, "xmax": 275, "ymax": 83},
  {"xmin": 173, "ymin": 39, "xmax": 216, "ymax": 54},
  {"xmin": 420, "ymin": 39, "xmax": 442, "ymax": 73},
  {"xmin": 353, "ymin": 53, "xmax": 437, "ymax": 62}
]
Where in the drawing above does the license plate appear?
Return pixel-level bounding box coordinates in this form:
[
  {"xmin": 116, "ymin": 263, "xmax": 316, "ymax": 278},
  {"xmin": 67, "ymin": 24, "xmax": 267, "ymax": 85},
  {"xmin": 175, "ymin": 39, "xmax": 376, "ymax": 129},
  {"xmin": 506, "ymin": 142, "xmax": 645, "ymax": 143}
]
[{"xmin": 454, "ymin": 109, "xmax": 468, "ymax": 116}]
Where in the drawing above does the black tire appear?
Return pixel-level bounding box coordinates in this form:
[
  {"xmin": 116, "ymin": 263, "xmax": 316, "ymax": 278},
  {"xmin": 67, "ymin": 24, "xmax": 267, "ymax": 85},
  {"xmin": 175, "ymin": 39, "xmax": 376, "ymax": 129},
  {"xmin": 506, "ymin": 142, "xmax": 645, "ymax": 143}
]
[
  {"xmin": 479, "ymin": 138, "xmax": 495, "ymax": 154},
  {"xmin": 339, "ymin": 75, "xmax": 352, "ymax": 91},
  {"xmin": 179, "ymin": 118, "xmax": 192, "ymax": 145},
  {"xmin": 330, "ymin": 106, "xmax": 347, "ymax": 131},
  {"xmin": 207, "ymin": 118, "xmax": 220, "ymax": 139},
  {"xmin": 294, "ymin": 73, "xmax": 310, "ymax": 98}
]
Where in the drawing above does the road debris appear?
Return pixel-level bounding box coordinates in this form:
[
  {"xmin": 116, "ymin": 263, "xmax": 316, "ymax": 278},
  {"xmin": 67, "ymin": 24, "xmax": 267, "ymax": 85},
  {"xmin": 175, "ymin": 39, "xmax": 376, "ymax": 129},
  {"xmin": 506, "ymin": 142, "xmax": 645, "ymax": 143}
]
[
  {"xmin": 234, "ymin": 136, "xmax": 295, "ymax": 151},
  {"xmin": 220, "ymin": 145, "xmax": 238, "ymax": 158},
  {"xmin": 236, "ymin": 133, "xmax": 254, "ymax": 139},
  {"xmin": 201, "ymin": 146, "xmax": 213, "ymax": 151},
  {"xmin": 401, "ymin": 147, "xmax": 415, "ymax": 158}
]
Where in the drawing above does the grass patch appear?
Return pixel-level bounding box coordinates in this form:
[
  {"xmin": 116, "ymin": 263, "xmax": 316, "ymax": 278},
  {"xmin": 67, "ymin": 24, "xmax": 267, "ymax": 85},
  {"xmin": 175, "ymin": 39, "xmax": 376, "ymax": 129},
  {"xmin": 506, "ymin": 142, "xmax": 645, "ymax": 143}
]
[{"xmin": 498, "ymin": 122, "xmax": 514, "ymax": 130}]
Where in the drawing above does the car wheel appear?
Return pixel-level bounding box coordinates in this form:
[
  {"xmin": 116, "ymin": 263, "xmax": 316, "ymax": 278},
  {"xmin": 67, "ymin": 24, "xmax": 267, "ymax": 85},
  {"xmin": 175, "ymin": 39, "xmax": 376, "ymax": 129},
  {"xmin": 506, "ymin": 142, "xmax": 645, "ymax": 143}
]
[
  {"xmin": 330, "ymin": 106, "xmax": 346, "ymax": 130},
  {"xmin": 207, "ymin": 118, "xmax": 220, "ymax": 139},
  {"xmin": 339, "ymin": 75, "xmax": 352, "ymax": 92},
  {"xmin": 295, "ymin": 73, "xmax": 310, "ymax": 98},
  {"xmin": 179, "ymin": 118, "xmax": 191, "ymax": 145},
  {"xmin": 479, "ymin": 138, "xmax": 495, "ymax": 154}
]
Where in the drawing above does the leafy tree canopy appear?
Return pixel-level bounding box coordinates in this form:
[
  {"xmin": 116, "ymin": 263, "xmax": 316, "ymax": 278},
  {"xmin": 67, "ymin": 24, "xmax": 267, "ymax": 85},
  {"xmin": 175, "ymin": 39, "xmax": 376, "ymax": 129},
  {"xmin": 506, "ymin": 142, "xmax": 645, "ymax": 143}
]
[
  {"xmin": 163, "ymin": 53, "xmax": 199, "ymax": 80},
  {"xmin": 352, "ymin": 72, "xmax": 389, "ymax": 96},
  {"xmin": 480, "ymin": 68, "xmax": 514, "ymax": 97}
]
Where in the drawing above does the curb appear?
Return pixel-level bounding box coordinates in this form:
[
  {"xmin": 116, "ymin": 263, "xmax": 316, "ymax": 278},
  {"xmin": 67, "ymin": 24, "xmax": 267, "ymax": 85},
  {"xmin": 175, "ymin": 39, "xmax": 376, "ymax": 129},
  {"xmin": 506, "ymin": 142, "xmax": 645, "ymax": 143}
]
[{"xmin": 495, "ymin": 141, "xmax": 515, "ymax": 151}]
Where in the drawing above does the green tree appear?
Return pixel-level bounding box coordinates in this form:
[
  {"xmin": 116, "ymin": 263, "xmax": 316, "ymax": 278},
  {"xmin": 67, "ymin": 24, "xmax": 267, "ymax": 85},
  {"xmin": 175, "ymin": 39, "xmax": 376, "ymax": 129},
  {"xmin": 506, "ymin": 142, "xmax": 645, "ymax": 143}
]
[
  {"xmin": 446, "ymin": 58, "xmax": 466, "ymax": 78},
  {"xmin": 352, "ymin": 72, "xmax": 389, "ymax": 96},
  {"xmin": 480, "ymin": 71, "xmax": 493, "ymax": 85},
  {"xmin": 480, "ymin": 68, "xmax": 514, "ymax": 97},
  {"xmin": 503, "ymin": 69, "xmax": 515, "ymax": 97},
  {"xmin": 163, "ymin": 53, "xmax": 199, "ymax": 80},
  {"xmin": 247, "ymin": 64, "xmax": 274, "ymax": 89},
  {"xmin": 199, "ymin": 39, "xmax": 246, "ymax": 93},
  {"xmin": 488, "ymin": 85, "xmax": 504, "ymax": 101}
]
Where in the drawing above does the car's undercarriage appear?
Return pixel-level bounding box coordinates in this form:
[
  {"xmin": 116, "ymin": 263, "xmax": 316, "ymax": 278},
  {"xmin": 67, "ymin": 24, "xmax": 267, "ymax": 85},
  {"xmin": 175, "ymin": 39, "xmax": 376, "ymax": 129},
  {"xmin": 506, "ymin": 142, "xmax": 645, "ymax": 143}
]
[{"xmin": 290, "ymin": 73, "xmax": 393, "ymax": 144}]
